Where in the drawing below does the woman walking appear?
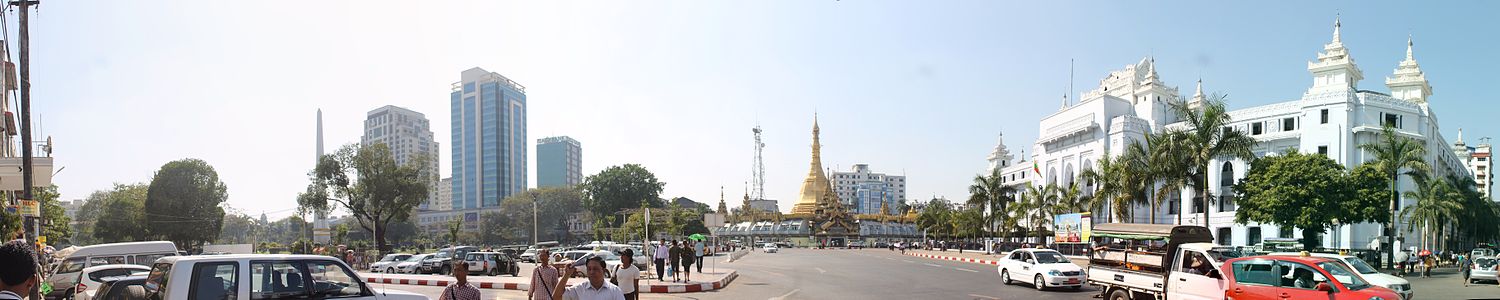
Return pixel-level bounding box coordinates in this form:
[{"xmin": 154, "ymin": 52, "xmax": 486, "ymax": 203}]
[
  {"xmin": 681, "ymin": 241, "xmax": 695, "ymax": 282},
  {"xmin": 615, "ymin": 249, "xmax": 641, "ymax": 300}
]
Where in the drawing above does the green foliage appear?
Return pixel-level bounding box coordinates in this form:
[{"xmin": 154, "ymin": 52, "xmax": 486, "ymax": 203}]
[
  {"xmin": 1168, "ymin": 96, "xmax": 1258, "ymax": 225},
  {"xmin": 299, "ymin": 143, "xmax": 431, "ymax": 252},
  {"xmin": 1401, "ymin": 178, "xmax": 1463, "ymax": 250},
  {"xmin": 93, "ymin": 184, "xmax": 151, "ymax": 243},
  {"xmin": 0, "ymin": 211, "xmax": 19, "ymax": 241},
  {"xmin": 216, "ymin": 213, "xmax": 262, "ymax": 244},
  {"xmin": 967, "ymin": 168, "xmax": 1015, "ymax": 237},
  {"xmin": 498, "ymin": 187, "xmax": 586, "ymax": 243},
  {"xmin": 1233, "ymin": 151, "xmax": 1385, "ymax": 251},
  {"xmin": 581, "ymin": 164, "xmax": 665, "ymax": 227},
  {"xmin": 36, "ymin": 185, "xmax": 72, "ymax": 246},
  {"xmin": 916, "ymin": 198, "xmax": 953, "ymax": 237},
  {"xmin": 479, "ymin": 211, "xmax": 523, "ymax": 244},
  {"xmin": 446, "ymin": 218, "xmax": 462, "ymax": 246},
  {"xmin": 145, "ymin": 159, "xmax": 229, "ymax": 250}
]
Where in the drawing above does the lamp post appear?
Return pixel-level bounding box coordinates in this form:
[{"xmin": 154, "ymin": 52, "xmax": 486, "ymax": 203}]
[{"xmin": 531, "ymin": 193, "xmax": 538, "ymax": 245}]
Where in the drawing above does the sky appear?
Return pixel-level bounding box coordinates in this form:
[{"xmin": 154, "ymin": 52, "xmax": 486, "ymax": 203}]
[{"xmin": 19, "ymin": 1, "xmax": 1500, "ymax": 220}]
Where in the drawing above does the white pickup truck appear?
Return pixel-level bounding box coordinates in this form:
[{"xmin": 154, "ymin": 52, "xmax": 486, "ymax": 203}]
[
  {"xmin": 1086, "ymin": 224, "xmax": 1248, "ymax": 300},
  {"xmin": 140, "ymin": 254, "xmax": 428, "ymax": 300}
]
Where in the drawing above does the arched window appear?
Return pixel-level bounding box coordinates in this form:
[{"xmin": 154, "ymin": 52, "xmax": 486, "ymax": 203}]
[
  {"xmin": 1220, "ymin": 162, "xmax": 1235, "ymax": 187},
  {"xmin": 1080, "ymin": 159, "xmax": 1095, "ymax": 197},
  {"xmin": 1219, "ymin": 162, "xmax": 1237, "ymax": 212}
]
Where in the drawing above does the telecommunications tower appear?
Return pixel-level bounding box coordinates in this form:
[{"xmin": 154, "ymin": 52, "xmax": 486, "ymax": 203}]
[{"xmin": 751, "ymin": 126, "xmax": 766, "ymax": 201}]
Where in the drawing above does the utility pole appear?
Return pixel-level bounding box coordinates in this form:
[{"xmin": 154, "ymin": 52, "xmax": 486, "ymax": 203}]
[
  {"xmin": 10, "ymin": 0, "xmax": 38, "ymax": 248},
  {"xmin": 531, "ymin": 194, "xmax": 538, "ymax": 245}
]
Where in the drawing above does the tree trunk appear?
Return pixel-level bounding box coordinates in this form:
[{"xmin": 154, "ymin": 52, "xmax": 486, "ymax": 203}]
[
  {"xmin": 374, "ymin": 221, "xmax": 389, "ymax": 253},
  {"xmin": 1301, "ymin": 227, "xmax": 1320, "ymax": 251}
]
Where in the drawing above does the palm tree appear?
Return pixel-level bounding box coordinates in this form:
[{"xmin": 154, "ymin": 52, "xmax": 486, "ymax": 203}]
[
  {"xmin": 1445, "ymin": 174, "xmax": 1499, "ymax": 248},
  {"xmin": 1055, "ymin": 182, "xmax": 1090, "ymax": 214},
  {"xmin": 1401, "ymin": 178, "xmax": 1462, "ymax": 250},
  {"xmin": 1146, "ymin": 131, "xmax": 1191, "ymax": 225},
  {"xmin": 1358, "ymin": 125, "xmax": 1431, "ymax": 266},
  {"xmin": 1080, "ymin": 151, "xmax": 1130, "ymax": 223},
  {"xmin": 1020, "ymin": 183, "xmax": 1058, "ymax": 244},
  {"xmin": 968, "ymin": 168, "xmax": 1016, "ymax": 239},
  {"xmin": 1168, "ymin": 96, "xmax": 1257, "ymax": 226}
]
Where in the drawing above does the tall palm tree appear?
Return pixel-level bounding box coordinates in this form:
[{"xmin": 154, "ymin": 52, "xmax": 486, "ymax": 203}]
[
  {"xmin": 1147, "ymin": 131, "xmax": 1191, "ymax": 225},
  {"xmin": 1401, "ymin": 178, "xmax": 1462, "ymax": 250},
  {"xmin": 1358, "ymin": 125, "xmax": 1431, "ymax": 265},
  {"xmin": 1445, "ymin": 174, "xmax": 1499, "ymax": 247},
  {"xmin": 1020, "ymin": 183, "xmax": 1058, "ymax": 243},
  {"xmin": 1168, "ymin": 96, "xmax": 1257, "ymax": 226},
  {"xmin": 1080, "ymin": 151, "xmax": 1131, "ymax": 223},
  {"xmin": 968, "ymin": 168, "xmax": 1016, "ymax": 239},
  {"xmin": 1055, "ymin": 182, "xmax": 1090, "ymax": 214}
]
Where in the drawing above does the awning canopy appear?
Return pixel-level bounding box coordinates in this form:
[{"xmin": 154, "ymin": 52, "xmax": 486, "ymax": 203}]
[{"xmin": 1092, "ymin": 223, "xmax": 1213, "ymax": 244}]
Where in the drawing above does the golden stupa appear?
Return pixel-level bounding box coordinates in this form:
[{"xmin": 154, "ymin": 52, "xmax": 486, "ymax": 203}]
[{"xmin": 790, "ymin": 117, "xmax": 841, "ymax": 215}]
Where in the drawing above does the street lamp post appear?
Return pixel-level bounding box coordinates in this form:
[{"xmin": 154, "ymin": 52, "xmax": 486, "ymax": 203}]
[{"xmin": 532, "ymin": 194, "xmax": 538, "ymax": 245}]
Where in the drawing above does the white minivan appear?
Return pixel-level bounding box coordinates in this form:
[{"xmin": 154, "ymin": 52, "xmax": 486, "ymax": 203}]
[{"xmin": 46, "ymin": 241, "xmax": 178, "ymax": 300}]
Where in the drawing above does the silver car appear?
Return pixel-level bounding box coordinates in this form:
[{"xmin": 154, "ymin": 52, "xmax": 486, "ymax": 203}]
[{"xmin": 1471, "ymin": 257, "xmax": 1498, "ymax": 284}]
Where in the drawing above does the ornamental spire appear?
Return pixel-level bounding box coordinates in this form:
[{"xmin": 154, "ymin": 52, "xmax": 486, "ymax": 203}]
[
  {"xmin": 1332, "ymin": 14, "xmax": 1342, "ymax": 44},
  {"xmin": 1386, "ymin": 34, "xmax": 1431, "ymax": 103},
  {"xmin": 1405, "ymin": 34, "xmax": 1414, "ymax": 61},
  {"xmin": 1193, "ymin": 78, "xmax": 1205, "ymax": 100}
]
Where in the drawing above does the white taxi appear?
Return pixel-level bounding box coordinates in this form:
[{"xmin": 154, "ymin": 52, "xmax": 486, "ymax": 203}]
[{"xmin": 998, "ymin": 248, "xmax": 1086, "ymax": 291}]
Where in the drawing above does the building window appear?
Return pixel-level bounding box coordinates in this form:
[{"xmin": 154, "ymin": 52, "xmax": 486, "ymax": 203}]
[
  {"xmin": 1317, "ymin": 146, "xmax": 1328, "ymax": 155},
  {"xmin": 1278, "ymin": 226, "xmax": 1294, "ymax": 239},
  {"xmin": 1382, "ymin": 113, "xmax": 1402, "ymax": 128},
  {"xmin": 1168, "ymin": 195, "xmax": 1181, "ymax": 215},
  {"xmin": 1252, "ymin": 123, "xmax": 1263, "ymax": 135},
  {"xmin": 1217, "ymin": 227, "xmax": 1232, "ymax": 246},
  {"xmin": 1282, "ymin": 118, "xmax": 1295, "ymax": 131},
  {"xmin": 1320, "ymin": 109, "xmax": 1329, "ymax": 124},
  {"xmin": 1248, "ymin": 227, "xmax": 1262, "ymax": 245}
]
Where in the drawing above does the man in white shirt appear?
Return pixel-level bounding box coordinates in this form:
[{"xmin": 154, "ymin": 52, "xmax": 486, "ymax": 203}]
[
  {"xmin": 0, "ymin": 240, "xmax": 40, "ymax": 300},
  {"xmin": 552, "ymin": 256, "xmax": 625, "ymax": 300},
  {"xmin": 653, "ymin": 239, "xmax": 669, "ymax": 281}
]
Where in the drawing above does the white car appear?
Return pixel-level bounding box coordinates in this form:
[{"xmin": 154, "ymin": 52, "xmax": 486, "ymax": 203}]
[
  {"xmin": 142, "ymin": 254, "xmax": 428, "ymax": 300},
  {"xmin": 997, "ymin": 248, "xmax": 1086, "ymax": 291},
  {"xmin": 392, "ymin": 254, "xmax": 430, "ymax": 274},
  {"xmin": 73, "ymin": 264, "xmax": 150, "ymax": 300},
  {"xmin": 1271, "ymin": 252, "xmax": 1412, "ymax": 300},
  {"xmin": 369, "ymin": 253, "xmax": 412, "ymax": 273},
  {"xmin": 763, "ymin": 243, "xmax": 778, "ymax": 253}
]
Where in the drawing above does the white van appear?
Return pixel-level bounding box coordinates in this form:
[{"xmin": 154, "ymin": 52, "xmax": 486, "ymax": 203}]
[{"xmin": 45, "ymin": 241, "xmax": 179, "ymax": 300}]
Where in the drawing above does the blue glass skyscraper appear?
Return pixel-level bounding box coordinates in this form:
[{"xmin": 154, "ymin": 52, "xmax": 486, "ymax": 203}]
[{"xmin": 452, "ymin": 67, "xmax": 527, "ymax": 209}]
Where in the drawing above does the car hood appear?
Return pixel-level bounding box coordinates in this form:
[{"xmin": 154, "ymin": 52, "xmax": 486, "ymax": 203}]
[
  {"xmin": 1038, "ymin": 263, "xmax": 1084, "ymax": 273},
  {"xmin": 395, "ymin": 262, "xmax": 420, "ymax": 267},
  {"xmin": 1360, "ymin": 272, "xmax": 1408, "ymax": 287},
  {"xmin": 372, "ymin": 288, "xmax": 428, "ymax": 300}
]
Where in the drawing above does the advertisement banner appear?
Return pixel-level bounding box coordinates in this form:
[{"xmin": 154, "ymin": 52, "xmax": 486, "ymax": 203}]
[
  {"xmin": 18, "ymin": 200, "xmax": 38, "ymax": 217},
  {"xmin": 1053, "ymin": 213, "xmax": 1091, "ymax": 244}
]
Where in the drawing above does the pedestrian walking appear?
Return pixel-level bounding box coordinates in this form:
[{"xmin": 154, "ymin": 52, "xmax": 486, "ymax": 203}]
[
  {"xmin": 1423, "ymin": 254, "xmax": 1435, "ymax": 278},
  {"xmin": 693, "ymin": 240, "xmax": 705, "ymax": 274},
  {"xmin": 0, "ymin": 240, "xmax": 40, "ymax": 300},
  {"xmin": 439, "ymin": 261, "xmax": 482, "ymax": 300},
  {"xmin": 614, "ymin": 250, "xmax": 641, "ymax": 300},
  {"xmin": 551, "ymin": 256, "xmax": 626, "ymax": 300},
  {"xmin": 529, "ymin": 249, "xmax": 560, "ymax": 300},
  {"xmin": 681, "ymin": 242, "xmax": 695, "ymax": 282},
  {"xmin": 653, "ymin": 239, "xmax": 669, "ymax": 281},
  {"xmin": 668, "ymin": 241, "xmax": 682, "ymax": 282},
  {"xmin": 1461, "ymin": 253, "xmax": 1471, "ymax": 286}
]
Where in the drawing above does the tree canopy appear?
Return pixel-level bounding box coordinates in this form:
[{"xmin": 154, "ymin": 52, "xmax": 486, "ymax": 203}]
[
  {"xmin": 1234, "ymin": 150, "xmax": 1387, "ymax": 250},
  {"xmin": 298, "ymin": 143, "xmax": 431, "ymax": 252},
  {"xmin": 143, "ymin": 159, "xmax": 230, "ymax": 250},
  {"xmin": 581, "ymin": 164, "xmax": 665, "ymax": 227}
]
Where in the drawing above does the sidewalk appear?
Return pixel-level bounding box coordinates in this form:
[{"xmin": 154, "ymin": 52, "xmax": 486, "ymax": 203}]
[{"xmin": 360, "ymin": 263, "xmax": 737, "ymax": 293}]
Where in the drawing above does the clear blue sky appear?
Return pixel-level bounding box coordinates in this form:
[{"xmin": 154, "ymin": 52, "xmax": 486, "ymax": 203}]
[{"xmin": 23, "ymin": 1, "xmax": 1500, "ymax": 219}]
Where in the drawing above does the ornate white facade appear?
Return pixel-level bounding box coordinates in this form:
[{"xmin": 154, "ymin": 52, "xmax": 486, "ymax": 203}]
[{"xmin": 991, "ymin": 17, "xmax": 1472, "ymax": 252}]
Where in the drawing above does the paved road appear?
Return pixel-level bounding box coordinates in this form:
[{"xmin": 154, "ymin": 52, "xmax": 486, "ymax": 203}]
[{"xmin": 662, "ymin": 247, "xmax": 1098, "ymax": 300}]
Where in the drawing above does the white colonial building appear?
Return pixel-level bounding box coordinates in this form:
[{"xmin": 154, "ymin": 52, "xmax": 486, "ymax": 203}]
[{"xmin": 990, "ymin": 18, "xmax": 1471, "ymax": 253}]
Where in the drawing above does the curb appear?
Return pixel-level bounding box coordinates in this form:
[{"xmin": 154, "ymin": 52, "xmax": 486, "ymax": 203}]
[
  {"xmin": 363, "ymin": 270, "xmax": 738, "ymax": 294},
  {"xmin": 904, "ymin": 252, "xmax": 1000, "ymax": 265}
]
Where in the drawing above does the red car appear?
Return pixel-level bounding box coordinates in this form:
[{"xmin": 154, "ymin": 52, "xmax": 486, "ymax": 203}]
[{"xmin": 1220, "ymin": 255, "xmax": 1400, "ymax": 300}]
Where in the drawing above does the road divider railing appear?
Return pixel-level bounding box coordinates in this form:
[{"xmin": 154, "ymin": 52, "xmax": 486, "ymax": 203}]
[
  {"xmin": 727, "ymin": 248, "xmax": 750, "ymax": 262},
  {"xmin": 362, "ymin": 270, "xmax": 738, "ymax": 294}
]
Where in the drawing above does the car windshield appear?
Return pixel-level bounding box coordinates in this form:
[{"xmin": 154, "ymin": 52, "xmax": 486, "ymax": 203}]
[
  {"xmin": 1318, "ymin": 261, "xmax": 1370, "ymax": 291},
  {"xmin": 1341, "ymin": 257, "xmax": 1379, "ymax": 274},
  {"xmin": 434, "ymin": 251, "xmax": 452, "ymax": 259},
  {"xmin": 1033, "ymin": 251, "xmax": 1066, "ymax": 264},
  {"xmin": 1206, "ymin": 247, "xmax": 1249, "ymax": 263},
  {"xmin": 406, "ymin": 255, "xmax": 428, "ymax": 262}
]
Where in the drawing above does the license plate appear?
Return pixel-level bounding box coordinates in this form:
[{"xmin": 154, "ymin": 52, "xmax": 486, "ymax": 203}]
[{"xmin": 1067, "ymin": 279, "xmax": 1079, "ymax": 284}]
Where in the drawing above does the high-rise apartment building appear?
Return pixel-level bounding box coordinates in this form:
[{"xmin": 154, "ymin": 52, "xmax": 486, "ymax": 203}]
[
  {"xmin": 362, "ymin": 105, "xmax": 440, "ymax": 210},
  {"xmin": 831, "ymin": 164, "xmax": 907, "ymax": 215},
  {"xmin": 434, "ymin": 177, "xmax": 453, "ymax": 211},
  {"xmin": 1453, "ymin": 130, "xmax": 1494, "ymax": 200},
  {"xmin": 452, "ymin": 67, "xmax": 528, "ymax": 209},
  {"xmin": 537, "ymin": 136, "xmax": 582, "ymax": 187}
]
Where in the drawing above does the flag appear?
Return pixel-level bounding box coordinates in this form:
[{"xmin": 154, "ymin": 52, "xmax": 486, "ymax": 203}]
[{"xmin": 1033, "ymin": 160, "xmax": 1040, "ymax": 175}]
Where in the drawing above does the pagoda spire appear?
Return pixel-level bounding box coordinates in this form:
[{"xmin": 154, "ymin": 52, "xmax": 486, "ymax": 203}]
[
  {"xmin": 1308, "ymin": 14, "xmax": 1363, "ymax": 91},
  {"xmin": 1405, "ymin": 34, "xmax": 1414, "ymax": 61},
  {"xmin": 1386, "ymin": 34, "xmax": 1432, "ymax": 103},
  {"xmin": 1332, "ymin": 14, "xmax": 1342, "ymax": 44}
]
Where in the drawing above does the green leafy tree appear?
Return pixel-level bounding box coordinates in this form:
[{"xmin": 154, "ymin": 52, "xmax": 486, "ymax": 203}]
[
  {"xmin": 1081, "ymin": 150, "xmax": 1133, "ymax": 223},
  {"xmin": 498, "ymin": 187, "xmax": 586, "ymax": 243},
  {"xmin": 479, "ymin": 211, "xmax": 522, "ymax": 244},
  {"xmin": 144, "ymin": 159, "xmax": 229, "ymax": 250},
  {"xmin": 1234, "ymin": 151, "xmax": 1386, "ymax": 251},
  {"xmin": 36, "ymin": 185, "xmax": 72, "ymax": 246},
  {"xmin": 1168, "ymin": 96, "xmax": 1257, "ymax": 226},
  {"xmin": 93, "ymin": 183, "xmax": 151, "ymax": 243},
  {"xmin": 1053, "ymin": 182, "xmax": 1089, "ymax": 214},
  {"xmin": 1400, "ymin": 178, "xmax": 1462, "ymax": 250},
  {"xmin": 298, "ymin": 143, "xmax": 430, "ymax": 252},
  {"xmin": 333, "ymin": 223, "xmax": 350, "ymax": 246},
  {"xmin": 916, "ymin": 198, "xmax": 953, "ymax": 238},
  {"xmin": 216, "ymin": 213, "xmax": 262, "ymax": 244},
  {"xmin": 1145, "ymin": 131, "xmax": 1189, "ymax": 225},
  {"xmin": 581, "ymin": 164, "xmax": 665, "ymax": 227},
  {"xmin": 1449, "ymin": 174, "xmax": 1500, "ymax": 244},
  {"xmin": 446, "ymin": 218, "xmax": 462, "ymax": 246},
  {"xmin": 967, "ymin": 168, "xmax": 1015, "ymax": 237},
  {"xmin": 1357, "ymin": 125, "xmax": 1430, "ymax": 264},
  {"xmin": 1019, "ymin": 183, "xmax": 1058, "ymax": 243}
]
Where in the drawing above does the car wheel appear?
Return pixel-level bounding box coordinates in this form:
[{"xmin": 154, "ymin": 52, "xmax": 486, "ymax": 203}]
[
  {"xmin": 1000, "ymin": 269, "xmax": 1011, "ymax": 284},
  {"xmin": 1034, "ymin": 274, "xmax": 1045, "ymax": 291},
  {"xmin": 1108, "ymin": 289, "xmax": 1131, "ymax": 300},
  {"xmin": 441, "ymin": 265, "xmax": 451, "ymax": 275},
  {"xmin": 387, "ymin": 267, "xmax": 395, "ymax": 273},
  {"xmin": 488, "ymin": 268, "xmax": 499, "ymax": 276}
]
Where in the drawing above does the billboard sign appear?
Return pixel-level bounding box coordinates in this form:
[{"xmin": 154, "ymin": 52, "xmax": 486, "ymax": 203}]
[
  {"xmin": 18, "ymin": 200, "xmax": 38, "ymax": 217},
  {"xmin": 1053, "ymin": 212, "xmax": 1091, "ymax": 244}
]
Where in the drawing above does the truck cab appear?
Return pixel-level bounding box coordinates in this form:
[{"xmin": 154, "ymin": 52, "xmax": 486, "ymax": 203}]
[{"xmin": 1087, "ymin": 223, "xmax": 1249, "ymax": 300}]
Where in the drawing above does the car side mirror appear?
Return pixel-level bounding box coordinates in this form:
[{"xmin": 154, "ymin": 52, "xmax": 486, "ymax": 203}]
[
  {"xmin": 1314, "ymin": 283, "xmax": 1333, "ymax": 293},
  {"xmin": 1206, "ymin": 269, "xmax": 1222, "ymax": 279}
]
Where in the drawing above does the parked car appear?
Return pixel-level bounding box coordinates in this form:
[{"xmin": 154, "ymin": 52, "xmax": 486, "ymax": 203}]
[
  {"xmin": 998, "ymin": 248, "xmax": 1085, "ymax": 291},
  {"xmin": 393, "ymin": 254, "xmax": 430, "ymax": 274},
  {"xmin": 1220, "ymin": 255, "xmax": 1399, "ymax": 300},
  {"xmin": 421, "ymin": 246, "xmax": 478, "ymax": 275},
  {"xmin": 1269, "ymin": 252, "xmax": 1412, "ymax": 300},
  {"xmin": 90, "ymin": 275, "xmax": 149, "ymax": 300},
  {"xmin": 519, "ymin": 249, "xmax": 539, "ymax": 263},
  {"xmin": 72, "ymin": 264, "xmax": 151, "ymax": 300},
  {"xmin": 369, "ymin": 254, "xmax": 413, "ymax": 273},
  {"xmin": 763, "ymin": 243, "xmax": 778, "ymax": 253},
  {"xmin": 1471, "ymin": 256, "xmax": 1498, "ymax": 284},
  {"xmin": 47, "ymin": 241, "xmax": 179, "ymax": 300},
  {"xmin": 463, "ymin": 252, "xmax": 520, "ymax": 276},
  {"xmin": 140, "ymin": 254, "xmax": 428, "ymax": 300}
]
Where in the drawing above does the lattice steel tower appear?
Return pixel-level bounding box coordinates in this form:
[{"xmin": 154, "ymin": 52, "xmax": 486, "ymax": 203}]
[{"xmin": 751, "ymin": 126, "xmax": 766, "ymax": 200}]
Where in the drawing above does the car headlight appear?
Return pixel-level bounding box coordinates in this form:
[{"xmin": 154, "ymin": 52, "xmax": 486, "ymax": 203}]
[
  {"xmin": 1385, "ymin": 284, "xmax": 1401, "ymax": 291},
  {"xmin": 1048, "ymin": 270, "xmax": 1061, "ymax": 276},
  {"xmin": 1368, "ymin": 297, "xmax": 1384, "ymax": 300}
]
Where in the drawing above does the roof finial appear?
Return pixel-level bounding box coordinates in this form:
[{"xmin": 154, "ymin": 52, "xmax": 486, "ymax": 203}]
[
  {"xmin": 1332, "ymin": 14, "xmax": 1342, "ymax": 44},
  {"xmin": 1405, "ymin": 34, "xmax": 1414, "ymax": 61},
  {"xmin": 1194, "ymin": 77, "xmax": 1204, "ymax": 99}
]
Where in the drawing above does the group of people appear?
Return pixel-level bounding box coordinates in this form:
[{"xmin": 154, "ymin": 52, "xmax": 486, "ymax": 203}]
[
  {"xmin": 439, "ymin": 247, "xmax": 644, "ymax": 300},
  {"xmin": 650, "ymin": 238, "xmax": 705, "ymax": 283}
]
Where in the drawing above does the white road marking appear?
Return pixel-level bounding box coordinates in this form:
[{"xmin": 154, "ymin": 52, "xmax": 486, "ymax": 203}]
[
  {"xmin": 814, "ymin": 267, "xmax": 827, "ymax": 274},
  {"xmin": 924, "ymin": 263, "xmax": 944, "ymax": 268},
  {"xmin": 769, "ymin": 288, "xmax": 801, "ymax": 300},
  {"xmin": 955, "ymin": 267, "xmax": 979, "ymax": 273},
  {"xmin": 968, "ymin": 294, "xmax": 1000, "ymax": 300},
  {"xmin": 902, "ymin": 260, "xmax": 915, "ymax": 263}
]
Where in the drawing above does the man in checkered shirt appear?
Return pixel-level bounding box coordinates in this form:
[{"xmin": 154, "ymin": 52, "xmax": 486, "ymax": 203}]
[{"xmin": 440, "ymin": 261, "xmax": 482, "ymax": 300}]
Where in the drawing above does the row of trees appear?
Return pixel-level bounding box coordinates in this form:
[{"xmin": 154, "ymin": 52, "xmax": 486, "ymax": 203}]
[
  {"xmin": 69, "ymin": 159, "xmax": 229, "ymax": 250},
  {"xmin": 952, "ymin": 95, "xmax": 1500, "ymax": 255}
]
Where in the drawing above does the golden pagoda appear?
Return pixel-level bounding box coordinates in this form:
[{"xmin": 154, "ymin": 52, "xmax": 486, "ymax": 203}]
[{"xmin": 790, "ymin": 116, "xmax": 840, "ymax": 215}]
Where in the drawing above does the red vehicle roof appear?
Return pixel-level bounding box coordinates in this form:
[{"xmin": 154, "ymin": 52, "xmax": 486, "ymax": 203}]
[{"xmin": 1226, "ymin": 254, "xmax": 1337, "ymax": 265}]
